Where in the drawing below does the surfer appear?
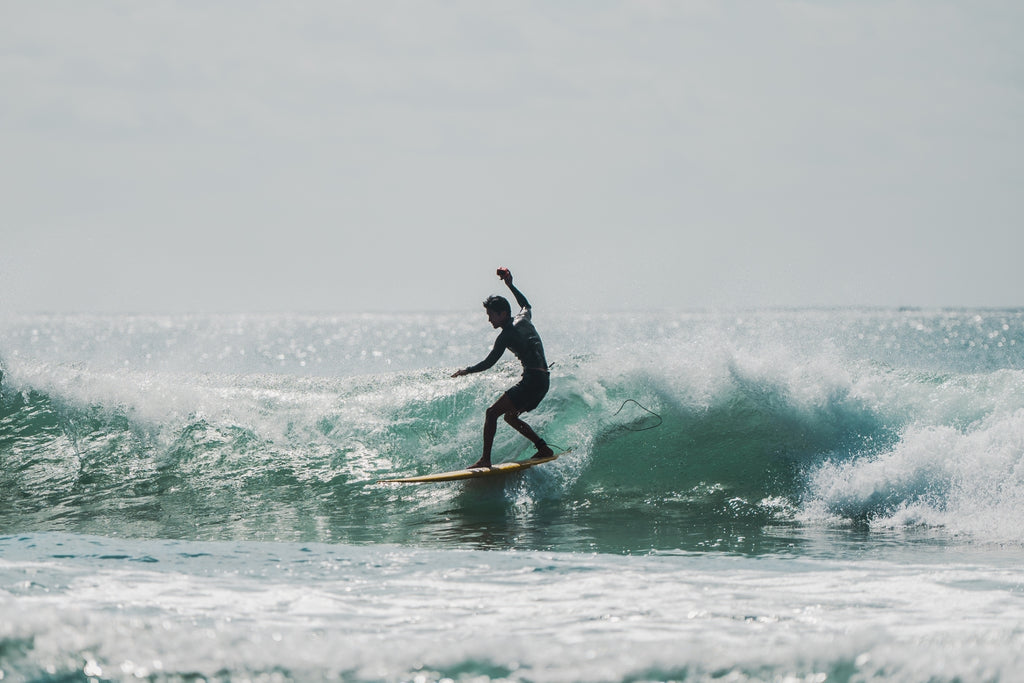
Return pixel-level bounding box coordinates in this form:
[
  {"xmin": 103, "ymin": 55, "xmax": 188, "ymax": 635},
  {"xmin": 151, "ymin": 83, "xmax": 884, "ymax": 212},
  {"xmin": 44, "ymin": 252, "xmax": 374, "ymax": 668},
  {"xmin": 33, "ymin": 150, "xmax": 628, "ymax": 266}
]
[{"xmin": 452, "ymin": 267, "xmax": 552, "ymax": 469}]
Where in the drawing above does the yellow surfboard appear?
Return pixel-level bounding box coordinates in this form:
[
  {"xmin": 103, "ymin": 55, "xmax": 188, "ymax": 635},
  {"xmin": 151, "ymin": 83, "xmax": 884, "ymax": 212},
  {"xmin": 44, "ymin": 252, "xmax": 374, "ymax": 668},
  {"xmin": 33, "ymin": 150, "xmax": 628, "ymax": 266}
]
[{"xmin": 377, "ymin": 452, "xmax": 564, "ymax": 484}]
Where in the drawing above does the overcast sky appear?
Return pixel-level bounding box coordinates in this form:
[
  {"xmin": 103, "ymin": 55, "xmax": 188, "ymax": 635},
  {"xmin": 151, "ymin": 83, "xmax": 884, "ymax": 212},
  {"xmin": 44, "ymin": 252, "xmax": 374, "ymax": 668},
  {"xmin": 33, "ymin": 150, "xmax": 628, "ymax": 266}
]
[{"xmin": 2, "ymin": 1, "xmax": 1021, "ymax": 314}]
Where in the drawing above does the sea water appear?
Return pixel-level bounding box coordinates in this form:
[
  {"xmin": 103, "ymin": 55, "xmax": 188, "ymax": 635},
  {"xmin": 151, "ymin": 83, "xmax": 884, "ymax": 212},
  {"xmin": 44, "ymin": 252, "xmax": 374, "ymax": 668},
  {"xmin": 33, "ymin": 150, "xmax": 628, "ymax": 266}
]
[{"xmin": 2, "ymin": 309, "xmax": 1023, "ymax": 681}]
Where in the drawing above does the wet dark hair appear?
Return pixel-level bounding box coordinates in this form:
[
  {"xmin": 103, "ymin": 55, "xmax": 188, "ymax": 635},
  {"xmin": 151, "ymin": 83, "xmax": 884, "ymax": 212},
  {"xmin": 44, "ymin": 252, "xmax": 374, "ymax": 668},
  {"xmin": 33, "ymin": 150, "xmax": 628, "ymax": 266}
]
[{"xmin": 483, "ymin": 295, "xmax": 511, "ymax": 316}]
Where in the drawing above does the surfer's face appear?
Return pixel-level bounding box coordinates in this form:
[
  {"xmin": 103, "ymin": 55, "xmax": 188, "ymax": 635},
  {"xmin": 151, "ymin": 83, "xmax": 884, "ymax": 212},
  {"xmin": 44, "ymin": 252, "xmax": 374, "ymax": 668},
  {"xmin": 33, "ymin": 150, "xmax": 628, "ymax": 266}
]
[{"xmin": 487, "ymin": 309, "xmax": 509, "ymax": 328}]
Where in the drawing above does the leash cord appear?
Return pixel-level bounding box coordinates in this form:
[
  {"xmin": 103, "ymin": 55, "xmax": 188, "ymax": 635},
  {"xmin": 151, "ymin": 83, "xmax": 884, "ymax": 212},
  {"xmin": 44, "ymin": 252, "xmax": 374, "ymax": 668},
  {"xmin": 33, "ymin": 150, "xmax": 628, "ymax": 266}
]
[{"xmin": 612, "ymin": 399, "xmax": 663, "ymax": 431}]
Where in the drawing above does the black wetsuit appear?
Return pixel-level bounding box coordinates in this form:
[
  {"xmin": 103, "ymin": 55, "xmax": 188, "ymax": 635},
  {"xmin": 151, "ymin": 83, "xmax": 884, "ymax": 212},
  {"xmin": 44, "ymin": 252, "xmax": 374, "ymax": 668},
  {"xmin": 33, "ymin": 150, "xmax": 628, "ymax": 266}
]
[{"xmin": 465, "ymin": 286, "xmax": 549, "ymax": 412}]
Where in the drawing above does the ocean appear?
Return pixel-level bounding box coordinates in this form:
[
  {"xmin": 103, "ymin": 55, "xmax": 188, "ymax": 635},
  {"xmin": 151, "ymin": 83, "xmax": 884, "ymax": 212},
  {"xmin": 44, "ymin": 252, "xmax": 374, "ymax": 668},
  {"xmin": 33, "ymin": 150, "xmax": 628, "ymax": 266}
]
[{"xmin": 1, "ymin": 308, "xmax": 1023, "ymax": 682}]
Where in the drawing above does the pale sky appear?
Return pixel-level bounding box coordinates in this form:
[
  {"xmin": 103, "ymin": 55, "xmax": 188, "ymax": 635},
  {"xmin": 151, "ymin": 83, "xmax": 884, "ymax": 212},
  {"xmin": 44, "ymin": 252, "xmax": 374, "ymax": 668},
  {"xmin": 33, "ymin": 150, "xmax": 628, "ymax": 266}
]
[{"xmin": 1, "ymin": 1, "xmax": 1021, "ymax": 314}]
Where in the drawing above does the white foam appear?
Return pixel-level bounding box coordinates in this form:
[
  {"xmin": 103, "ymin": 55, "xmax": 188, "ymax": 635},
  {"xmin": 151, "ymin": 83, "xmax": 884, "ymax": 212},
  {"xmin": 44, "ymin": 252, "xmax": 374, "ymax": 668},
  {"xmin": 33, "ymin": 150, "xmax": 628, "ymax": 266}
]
[
  {"xmin": 803, "ymin": 409, "xmax": 1024, "ymax": 543},
  {"xmin": 3, "ymin": 535, "xmax": 1024, "ymax": 682}
]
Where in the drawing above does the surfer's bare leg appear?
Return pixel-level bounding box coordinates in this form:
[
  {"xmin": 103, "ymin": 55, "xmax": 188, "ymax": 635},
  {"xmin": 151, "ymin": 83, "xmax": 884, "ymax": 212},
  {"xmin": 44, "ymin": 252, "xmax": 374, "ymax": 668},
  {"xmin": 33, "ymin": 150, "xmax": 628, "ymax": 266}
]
[
  {"xmin": 504, "ymin": 410, "xmax": 553, "ymax": 459},
  {"xmin": 469, "ymin": 395, "xmax": 512, "ymax": 468},
  {"xmin": 470, "ymin": 393, "xmax": 550, "ymax": 468}
]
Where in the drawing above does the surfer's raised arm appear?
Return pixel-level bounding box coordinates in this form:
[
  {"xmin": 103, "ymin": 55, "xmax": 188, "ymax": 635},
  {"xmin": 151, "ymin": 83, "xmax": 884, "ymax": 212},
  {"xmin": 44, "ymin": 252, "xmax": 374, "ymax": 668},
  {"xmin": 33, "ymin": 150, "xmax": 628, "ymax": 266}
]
[{"xmin": 498, "ymin": 267, "xmax": 531, "ymax": 312}]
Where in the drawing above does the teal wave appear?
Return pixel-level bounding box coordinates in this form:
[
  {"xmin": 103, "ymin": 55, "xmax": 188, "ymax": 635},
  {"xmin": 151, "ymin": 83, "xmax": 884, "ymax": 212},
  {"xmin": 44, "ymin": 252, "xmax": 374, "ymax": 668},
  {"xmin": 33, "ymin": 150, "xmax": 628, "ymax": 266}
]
[
  {"xmin": 0, "ymin": 359, "xmax": 903, "ymax": 553},
  {"xmin": 4, "ymin": 307, "xmax": 1024, "ymax": 552}
]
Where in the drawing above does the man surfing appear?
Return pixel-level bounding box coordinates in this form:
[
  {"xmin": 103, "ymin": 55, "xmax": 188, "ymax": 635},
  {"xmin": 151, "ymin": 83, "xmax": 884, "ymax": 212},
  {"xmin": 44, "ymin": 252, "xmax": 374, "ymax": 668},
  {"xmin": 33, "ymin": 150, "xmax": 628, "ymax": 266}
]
[{"xmin": 452, "ymin": 268, "xmax": 552, "ymax": 469}]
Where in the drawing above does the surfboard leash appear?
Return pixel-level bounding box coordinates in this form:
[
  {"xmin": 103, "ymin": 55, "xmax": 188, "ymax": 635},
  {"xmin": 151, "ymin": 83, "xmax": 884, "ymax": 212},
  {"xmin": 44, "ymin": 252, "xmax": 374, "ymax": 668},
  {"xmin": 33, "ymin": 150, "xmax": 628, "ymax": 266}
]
[
  {"xmin": 544, "ymin": 399, "xmax": 662, "ymax": 453},
  {"xmin": 613, "ymin": 399, "xmax": 663, "ymax": 431}
]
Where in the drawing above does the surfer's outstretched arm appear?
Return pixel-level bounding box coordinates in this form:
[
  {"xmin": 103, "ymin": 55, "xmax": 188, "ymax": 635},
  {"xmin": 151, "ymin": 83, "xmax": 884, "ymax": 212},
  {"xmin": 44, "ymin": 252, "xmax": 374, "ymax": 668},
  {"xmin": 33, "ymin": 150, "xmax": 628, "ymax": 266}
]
[{"xmin": 451, "ymin": 340, "xmax": 505, "ymax": 378}]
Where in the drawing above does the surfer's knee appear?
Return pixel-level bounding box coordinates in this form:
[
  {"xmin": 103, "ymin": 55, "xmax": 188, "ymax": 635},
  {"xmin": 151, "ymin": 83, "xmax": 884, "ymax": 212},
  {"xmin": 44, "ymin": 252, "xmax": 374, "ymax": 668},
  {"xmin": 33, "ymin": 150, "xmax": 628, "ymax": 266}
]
[
  {"xmin": 487, "ymin": 394, "xmax": 516, "ymax": 422},
  {"xmin": 503, "ymin": 411, "xmax": 524, "ymax": 427}
]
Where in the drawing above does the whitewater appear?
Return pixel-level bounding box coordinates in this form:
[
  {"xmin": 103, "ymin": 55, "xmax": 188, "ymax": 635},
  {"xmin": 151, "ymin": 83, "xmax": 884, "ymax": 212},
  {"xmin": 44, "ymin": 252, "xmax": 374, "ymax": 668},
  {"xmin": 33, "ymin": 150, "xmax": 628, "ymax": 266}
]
[{"xmin": 2, "ymin": 308, "xmax": 1024, "ymax": 681}]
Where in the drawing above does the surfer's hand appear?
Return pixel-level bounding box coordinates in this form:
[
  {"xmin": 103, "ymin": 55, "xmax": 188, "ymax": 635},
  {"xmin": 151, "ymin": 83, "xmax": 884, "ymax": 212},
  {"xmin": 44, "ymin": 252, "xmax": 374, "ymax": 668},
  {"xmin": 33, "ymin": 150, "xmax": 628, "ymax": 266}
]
[
  {"xmin": 451, "ymin": 368, "xmax": 468, "ymax": 378},
  {"xmin": 496, "ymin": 267, "xmax": 512, "ymax": 284}
]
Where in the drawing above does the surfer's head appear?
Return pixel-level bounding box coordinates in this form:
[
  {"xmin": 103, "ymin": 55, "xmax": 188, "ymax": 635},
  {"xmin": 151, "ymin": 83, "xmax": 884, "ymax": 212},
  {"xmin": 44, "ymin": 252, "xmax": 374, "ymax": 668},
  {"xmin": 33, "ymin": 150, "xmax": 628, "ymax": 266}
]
[
  {"xmin": 483, "ymin": 295, "xmax": 511, "ymax": 317},
  {"xmin": 483, "ymin": 295, "xmax": 511, "ymax": 328}
]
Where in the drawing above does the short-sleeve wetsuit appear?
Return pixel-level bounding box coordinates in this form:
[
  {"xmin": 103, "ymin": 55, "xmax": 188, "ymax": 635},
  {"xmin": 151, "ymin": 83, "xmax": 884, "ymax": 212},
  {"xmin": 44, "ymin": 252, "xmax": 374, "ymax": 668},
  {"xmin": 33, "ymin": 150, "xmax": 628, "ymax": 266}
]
[{"xmin": 464, "ymin": 286, "xmax": 549, "ymax": 412}]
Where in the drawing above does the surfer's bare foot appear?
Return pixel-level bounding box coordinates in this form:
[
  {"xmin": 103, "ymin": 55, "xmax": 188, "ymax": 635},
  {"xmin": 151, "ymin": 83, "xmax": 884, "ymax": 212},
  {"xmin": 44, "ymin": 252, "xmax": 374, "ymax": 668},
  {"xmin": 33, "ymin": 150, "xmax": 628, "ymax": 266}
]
[
  {"xmin": 531, "ymin": 444, "xmax": 554, "ymax": 460},
  {"xmin": 469, "ymin": 458, "xmax": 491, "ymax": 469}
]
